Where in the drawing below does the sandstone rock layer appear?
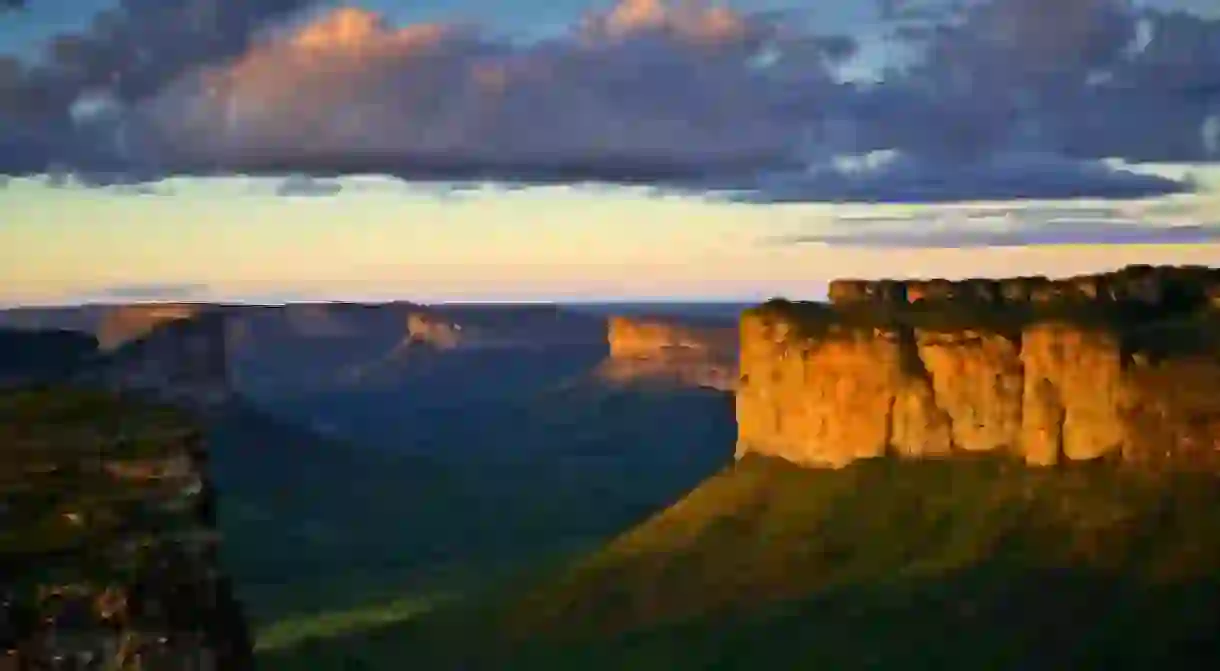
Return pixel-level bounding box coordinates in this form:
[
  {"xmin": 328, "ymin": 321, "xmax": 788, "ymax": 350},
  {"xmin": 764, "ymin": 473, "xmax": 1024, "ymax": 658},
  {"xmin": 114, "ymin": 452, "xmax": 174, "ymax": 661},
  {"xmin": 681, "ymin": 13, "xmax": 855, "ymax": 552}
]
[
  {"xmin": 738, "ymin": 266, "xmax": 1220, "ymax": 469},
  {"xmin": 597, "ymin": 316, "xmax": 738, "ymax": 390}
]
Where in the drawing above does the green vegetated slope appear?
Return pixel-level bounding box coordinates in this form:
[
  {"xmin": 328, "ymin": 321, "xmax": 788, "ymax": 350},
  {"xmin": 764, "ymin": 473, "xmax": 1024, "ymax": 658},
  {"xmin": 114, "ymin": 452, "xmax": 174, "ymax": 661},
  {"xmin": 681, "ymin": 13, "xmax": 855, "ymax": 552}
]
[
  {"xmin": 203, "ymin": 401, "xmax": 468, "ymax": 624},
  {"xmin": 488, "ymin": 454, "xmax": 1220, "ymax": 670},
  {"xmin": 219, "ymin": 384, "xmax": 736, "ymax": 654}
]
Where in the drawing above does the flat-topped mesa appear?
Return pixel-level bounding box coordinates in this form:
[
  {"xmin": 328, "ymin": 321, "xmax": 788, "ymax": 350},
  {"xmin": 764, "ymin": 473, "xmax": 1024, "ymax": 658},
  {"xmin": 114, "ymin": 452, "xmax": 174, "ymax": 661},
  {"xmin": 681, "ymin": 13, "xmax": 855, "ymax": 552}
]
[
  {"xmin": 827, "ymin": 265, "xmax": 1220, "ymax": 308},
  {"xmin": 598, "ymin": 316, "xmax": 739, "ymax": 390},
  {"xmin": 738, "ymin": 265, "xmax": 1220, "ymax": 472},
  {"xmin": 606, "ymin": 315, "xmax": 737, "ymax": 358}
]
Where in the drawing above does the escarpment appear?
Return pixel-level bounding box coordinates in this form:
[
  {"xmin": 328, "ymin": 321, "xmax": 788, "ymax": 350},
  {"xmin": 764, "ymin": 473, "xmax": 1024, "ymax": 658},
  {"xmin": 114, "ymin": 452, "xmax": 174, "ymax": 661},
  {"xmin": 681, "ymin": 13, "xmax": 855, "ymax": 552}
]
[
  {"xmin": 0, "ymin": 388, "xmax": 254, "ymax": 670},
  {"xmin": 596, "ymin": 316, "xmax": 738, "ymax": 390},
  {"xmin": 738, "ymin": 265, "xmax": 1220, "ymax": 469},
  {"xmin": 97, "ymin": 304, "xmax": 207, "ymax": 352},
  {"xmin": 77, "ymin": 312, "xmax": 234, "ymax": 408}
]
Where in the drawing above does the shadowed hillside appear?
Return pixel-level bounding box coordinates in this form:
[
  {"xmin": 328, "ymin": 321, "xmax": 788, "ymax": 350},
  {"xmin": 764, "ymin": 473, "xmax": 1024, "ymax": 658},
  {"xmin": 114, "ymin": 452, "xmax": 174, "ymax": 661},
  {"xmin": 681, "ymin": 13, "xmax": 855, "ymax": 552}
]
[
  {"xmin": 0, "ymin": 386, "xmax": 254, "ymax": 669},
  {"xmin": 0, "ymin": 328, "xmax": 98, "ymax": 384}
]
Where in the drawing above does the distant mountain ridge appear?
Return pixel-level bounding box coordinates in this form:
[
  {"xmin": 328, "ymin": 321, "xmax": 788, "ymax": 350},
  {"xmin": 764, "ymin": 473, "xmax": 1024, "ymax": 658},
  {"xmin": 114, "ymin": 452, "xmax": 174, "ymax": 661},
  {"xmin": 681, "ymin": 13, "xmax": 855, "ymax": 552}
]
[{"xmin": 0, "ymin": 301, "xmax": 747, "ymax": 399}]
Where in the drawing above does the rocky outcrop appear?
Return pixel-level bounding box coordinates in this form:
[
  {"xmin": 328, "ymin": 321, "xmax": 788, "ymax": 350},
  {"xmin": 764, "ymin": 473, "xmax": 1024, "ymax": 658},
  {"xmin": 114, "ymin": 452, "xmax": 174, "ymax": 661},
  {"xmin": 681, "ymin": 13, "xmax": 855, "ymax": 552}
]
[
  {"xmin": 405, "ymin": 312, "xmax": 470, "ymax": 350},
  {"xmin": 77, "ymin": 312, "xmax": 233, "ymax": 408},
  {"xmin": 596, "ymin": 316, "xmax": 738, "ymax": 390},
  {"xmin": 96, "ymin": 304, "xmax": 207, "ymax": 352},
  {"xmin": 827, "ymin": 265, "xmax": 1219, "ymax": 308},
  {"xmin": 0, "ymin": 388, "xmax": 254, "ymax": 670},
  {"xmin": 738, "ymin": 266, "xmax": 1220, "ymax": 470}
]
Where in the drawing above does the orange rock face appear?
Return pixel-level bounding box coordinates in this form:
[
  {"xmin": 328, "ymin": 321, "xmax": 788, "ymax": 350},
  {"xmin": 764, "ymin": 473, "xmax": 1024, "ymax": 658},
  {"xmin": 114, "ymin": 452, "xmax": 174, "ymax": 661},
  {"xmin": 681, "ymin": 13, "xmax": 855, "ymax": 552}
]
[
  {"xmin": 406, "ymin": 312, "xmax": 467, "ymax": 350},
  {"xmin": 598, "ymin": 316, "xmax": 738, "ymax": 390},
  {"xmin": 738, "ymin": 267, "xmax": 1220, "ymax": 470},
  {"xmin": 96, "ymin": 304, "xmax": 205, "ymax": 351}
]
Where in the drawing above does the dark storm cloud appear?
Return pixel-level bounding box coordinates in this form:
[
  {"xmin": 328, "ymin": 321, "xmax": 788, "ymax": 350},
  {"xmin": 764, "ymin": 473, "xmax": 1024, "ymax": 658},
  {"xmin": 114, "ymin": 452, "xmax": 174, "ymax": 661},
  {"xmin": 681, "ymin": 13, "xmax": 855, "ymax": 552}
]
[
  {"xmin": 0, "ymin": 0, "xmax": 318, "ymax": 170},
  {"xmin": 731, "ymin": 150, "xmax": 1189, "ymax": 203},
  {"xmin": 275, "ymin": 174, "xmax": 343, "ymax": 197},
  {"xmin": 2, "ymin": 0, "xmax": 1219, "ymax": 204},
  {"xmin": 866, "ymin": 0, "xmax": 1220, "ymax": 162}
]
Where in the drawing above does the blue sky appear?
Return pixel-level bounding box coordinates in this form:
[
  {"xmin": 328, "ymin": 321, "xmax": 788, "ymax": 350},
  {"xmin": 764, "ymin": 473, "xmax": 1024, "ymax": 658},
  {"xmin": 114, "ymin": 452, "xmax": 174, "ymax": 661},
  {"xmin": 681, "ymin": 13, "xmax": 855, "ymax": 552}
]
[
  {"xmin": 2, "ymin": 1, "xmax": 879, "ymax": 55},
  {"xmin": 2, "ymin": 1, "xmax": 1220, "ymax": 305},
  {"xmin": 1, "ymin": 0, "xmax": 900, "ymax": 83},
  {"xmin": 7, "ymin": 0, "xmax": 1220, "ymax": 56}
]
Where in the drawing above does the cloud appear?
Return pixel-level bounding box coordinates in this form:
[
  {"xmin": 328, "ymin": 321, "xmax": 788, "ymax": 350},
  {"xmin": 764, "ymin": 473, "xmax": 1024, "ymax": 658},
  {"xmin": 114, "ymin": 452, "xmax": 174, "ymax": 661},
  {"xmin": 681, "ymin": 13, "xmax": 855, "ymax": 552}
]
[
  {"xmin": 123, "ymin": 3, "xmax": 846, "ymax": 182},
  {"xmin": 760, "ymin": 189, "xmax": 1220, "ymax": 248},
  {"xmin": 89, "ymin": 283, "xmax": 210, "ymax": 300},
  {"xmin": 869, "ymin": 1, "xmax": 1220, "ymax": 162},
  {"xmin": 776, "ymin": 222, "xmax": 1220, "ymax": 248},
  {"xmin": 728, "ymin": 149, "xmax": 1188, "ymax": 203},
  {"xmin": 0, "ymin": 0, "xmax": 320, "ymax": 170},
  {"xmin": 4, "ymin": 0, "xmax": 1220, "ymax": 204},
  {"xmin": 275, "ymin": 174, "xmax": 342, "ymax": 197}
]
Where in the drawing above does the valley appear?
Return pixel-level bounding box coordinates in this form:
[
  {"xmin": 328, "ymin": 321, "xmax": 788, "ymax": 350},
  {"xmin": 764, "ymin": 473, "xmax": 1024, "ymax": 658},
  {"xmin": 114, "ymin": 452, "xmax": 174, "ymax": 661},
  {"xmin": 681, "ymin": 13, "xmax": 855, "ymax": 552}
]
[
  {"xmin": 4, "ymin": 266, "xmax": 1220, "ymax": 670},
  {"xmin": 0, "ymin": 300, "xmax": 742, "ymax": 665}
]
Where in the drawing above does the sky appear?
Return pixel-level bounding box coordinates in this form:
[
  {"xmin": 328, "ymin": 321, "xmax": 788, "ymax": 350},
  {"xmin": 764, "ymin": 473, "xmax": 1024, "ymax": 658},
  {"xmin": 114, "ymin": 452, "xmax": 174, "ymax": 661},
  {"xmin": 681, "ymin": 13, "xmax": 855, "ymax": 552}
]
[{"xmin": 2, "ymin": 0, "xmax": 1220, "ymax": 305}]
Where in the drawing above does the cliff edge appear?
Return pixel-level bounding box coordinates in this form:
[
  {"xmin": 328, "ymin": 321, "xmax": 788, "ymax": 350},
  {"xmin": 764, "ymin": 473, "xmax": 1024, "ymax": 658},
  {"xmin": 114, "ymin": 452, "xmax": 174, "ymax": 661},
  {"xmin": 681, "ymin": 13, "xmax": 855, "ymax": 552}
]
[
  {"xmin": 737, "ymin": 265, "xmax": 1220, "ymax": 469},
  {"xmin": 0, "ymin": 387, "xmax": 253, "ymax": 669}
]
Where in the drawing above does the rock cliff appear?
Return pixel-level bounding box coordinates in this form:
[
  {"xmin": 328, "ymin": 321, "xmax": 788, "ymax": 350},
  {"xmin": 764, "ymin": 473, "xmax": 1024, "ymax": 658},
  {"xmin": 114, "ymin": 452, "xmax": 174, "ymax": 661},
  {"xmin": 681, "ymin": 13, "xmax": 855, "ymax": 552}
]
[
  {"xmin": 405, "ymin": 312, "xmax": 475, "ymax": 350},
  {"xmin": 78, "ymin": 312, "xmax": 233, "ymax": 408},
  {"xmin": 596, "ymin": 316, "xmax": 738, "ymax": 390},
  {"xmin": 738, "ymin": 265, "xmax": 1220, "ymax": 469},
  {"xmin": 0, "ymin": 387, "xmax": 254, "ymax": 670},
  {"xmin": 96, "ymin": 304, "xmax": 207, "ymax": 352}
]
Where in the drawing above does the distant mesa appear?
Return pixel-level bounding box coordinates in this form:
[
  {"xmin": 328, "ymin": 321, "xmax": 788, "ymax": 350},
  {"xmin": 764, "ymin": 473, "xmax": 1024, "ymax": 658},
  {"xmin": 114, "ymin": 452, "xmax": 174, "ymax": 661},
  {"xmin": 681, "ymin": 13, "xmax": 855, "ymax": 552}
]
[
  {"xmin": 596, "ymin": 315, "xmax": 738, "ymax": 391},
  {"xmin": 97, "ymin": 303, "xmax": 206, "ymax": 351},
  {"xmin": 405, "ymin": 312, "xmax": 472, "ymax": 350}
]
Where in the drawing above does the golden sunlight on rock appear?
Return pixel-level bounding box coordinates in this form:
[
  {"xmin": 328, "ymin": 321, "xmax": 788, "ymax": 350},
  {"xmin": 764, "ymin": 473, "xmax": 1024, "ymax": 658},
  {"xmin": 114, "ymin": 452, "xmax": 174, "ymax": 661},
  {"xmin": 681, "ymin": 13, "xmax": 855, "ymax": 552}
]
[
  {"xmin": 737, "ymin": 267, "xmax": 1220, "ymax": 470},
  {"xmin": 596, "ymin": 315, "xmax": 738, "ymax": 390}
]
